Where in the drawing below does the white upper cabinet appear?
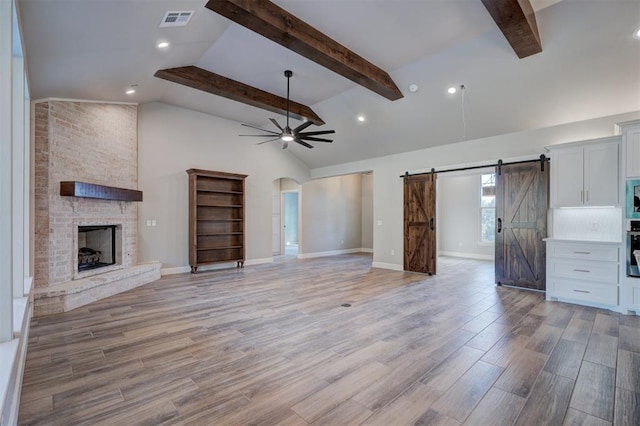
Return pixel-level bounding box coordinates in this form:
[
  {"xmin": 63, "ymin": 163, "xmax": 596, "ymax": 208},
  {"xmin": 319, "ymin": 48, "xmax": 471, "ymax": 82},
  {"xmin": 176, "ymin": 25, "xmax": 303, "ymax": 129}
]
[
  {"xmin": 549, "ymin": 136, "xmax": 620, "ymax": 208},
  {"xmin": 618, "ymin": 120, "xmax": 640, "ymax": 178}
]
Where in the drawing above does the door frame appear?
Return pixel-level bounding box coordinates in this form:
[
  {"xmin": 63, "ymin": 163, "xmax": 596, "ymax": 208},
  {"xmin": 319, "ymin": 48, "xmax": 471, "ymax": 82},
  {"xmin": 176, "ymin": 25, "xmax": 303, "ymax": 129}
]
[{"xmin": 281, "ymin": 189, "xmax": 301, "ymax": 255}]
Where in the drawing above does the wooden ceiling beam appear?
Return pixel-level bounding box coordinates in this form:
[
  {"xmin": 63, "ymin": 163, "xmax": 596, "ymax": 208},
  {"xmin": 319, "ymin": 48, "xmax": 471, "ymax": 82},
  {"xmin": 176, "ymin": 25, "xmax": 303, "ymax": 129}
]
[
  {"xmin": 481, "ymin": 0, "xmax": 542, "ymax": 58},
  {"xmin": 154, "ymin": 65, "xmax": 325, "ymax": 126},
  {"xmin": 205, "ymin": 0, "xmax": 403, "ymax": 101}
]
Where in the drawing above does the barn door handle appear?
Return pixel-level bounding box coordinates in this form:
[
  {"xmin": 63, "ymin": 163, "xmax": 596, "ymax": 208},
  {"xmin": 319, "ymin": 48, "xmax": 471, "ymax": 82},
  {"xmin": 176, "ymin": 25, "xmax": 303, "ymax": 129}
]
[
  {"xmin": 429, "ymin": 218, "xmax": 434, "ymax": 231},
  {"xmin": 497, "ymin": 218, "xmax": 502, "ymax": 233}
]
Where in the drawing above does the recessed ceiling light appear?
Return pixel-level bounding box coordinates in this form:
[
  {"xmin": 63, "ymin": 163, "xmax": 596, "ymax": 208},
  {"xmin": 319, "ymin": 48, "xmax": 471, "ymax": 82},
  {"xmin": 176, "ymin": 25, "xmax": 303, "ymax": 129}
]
[
  {"xmin": 408, "ymin": 84, "xmax": 419, "ymax": 93},
  {"xmin": 634, "ymin": 26, "xmax": 640, "ymax": 40},
  {"xmin": 157, "ymin": 41, "xmax": 170, "ymax": 49},
  {"xmin": 357, "ymin": 115, "xmax": 366, "ymax": 122},
  {"xmin": 125, "ymin": 89, "xmax": 136, "ymax": 95},
  {"xmin": 447, "ymin": 87, "xmax": 457, "ymax": 94}
]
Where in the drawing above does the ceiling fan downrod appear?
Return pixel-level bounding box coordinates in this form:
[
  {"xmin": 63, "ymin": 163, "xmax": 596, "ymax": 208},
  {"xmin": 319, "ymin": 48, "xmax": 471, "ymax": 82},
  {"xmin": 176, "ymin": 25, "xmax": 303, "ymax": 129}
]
[{"xmin": 281, "ymin": 70, "xmax": 294, "ymax": 143}]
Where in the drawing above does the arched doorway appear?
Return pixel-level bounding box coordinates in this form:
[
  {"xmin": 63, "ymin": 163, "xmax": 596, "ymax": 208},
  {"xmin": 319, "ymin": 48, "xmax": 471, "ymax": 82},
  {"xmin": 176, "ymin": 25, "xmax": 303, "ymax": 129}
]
[{"xmin": 272, "ymin": 177, "xmax": 301, "ymax": 257}]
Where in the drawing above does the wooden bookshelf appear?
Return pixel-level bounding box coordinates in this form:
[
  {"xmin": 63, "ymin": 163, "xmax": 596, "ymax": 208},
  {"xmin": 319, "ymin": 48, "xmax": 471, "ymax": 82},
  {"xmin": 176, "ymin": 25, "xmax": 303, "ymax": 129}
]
[{"xmin": 186, "ymin": 169, "xmax": 248, "ymax": 273}]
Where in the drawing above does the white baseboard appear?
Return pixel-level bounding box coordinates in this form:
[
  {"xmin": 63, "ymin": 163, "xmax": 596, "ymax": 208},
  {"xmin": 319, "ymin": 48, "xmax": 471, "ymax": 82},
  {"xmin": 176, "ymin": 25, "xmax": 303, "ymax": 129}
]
[
  {"xmin": 161, "ymin": 257, "xmax": 274, "ymax": 276},
  {"xmin": 297, "ymin": 248, "xmax": 369, "ymax": 259},
  {"xmin": 438, "ymin": 251, "xmax": 495, "ymax": 261},
  {"xmin": 244, "ymin": 257, "xmax": 273, "ymax": 266},
  {"xmin": 361, "ymin": 248, "xmax": 373, "ymax": 253},
  {"xmin": 160, "ymin": 266, "xmax": 191, "ymax": 276},
  {"xmin": 371, "ymin": 261, "xmax": 404, "ymax": 271}
]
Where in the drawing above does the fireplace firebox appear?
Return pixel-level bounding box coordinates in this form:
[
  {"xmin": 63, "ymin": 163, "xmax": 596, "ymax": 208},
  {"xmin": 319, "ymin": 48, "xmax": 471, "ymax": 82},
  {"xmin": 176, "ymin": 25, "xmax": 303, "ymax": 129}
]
[{"xmin": 77, "ymin": 225, "xmax": 117, "ymax": 271}]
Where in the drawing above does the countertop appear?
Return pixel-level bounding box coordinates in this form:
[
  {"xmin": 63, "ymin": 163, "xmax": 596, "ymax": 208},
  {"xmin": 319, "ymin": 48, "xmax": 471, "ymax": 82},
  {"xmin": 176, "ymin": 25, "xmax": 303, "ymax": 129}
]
[{"xmin": 543, "ymin": 238, "xmax": 622, "ymax": 246}]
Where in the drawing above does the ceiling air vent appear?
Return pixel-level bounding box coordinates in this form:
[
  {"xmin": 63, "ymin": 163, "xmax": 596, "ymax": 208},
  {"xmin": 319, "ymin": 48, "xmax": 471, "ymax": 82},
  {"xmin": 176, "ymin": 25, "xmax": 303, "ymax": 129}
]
[{"xmin": 159, "ymin": 10, "xmax": 194, "ymax": 27}]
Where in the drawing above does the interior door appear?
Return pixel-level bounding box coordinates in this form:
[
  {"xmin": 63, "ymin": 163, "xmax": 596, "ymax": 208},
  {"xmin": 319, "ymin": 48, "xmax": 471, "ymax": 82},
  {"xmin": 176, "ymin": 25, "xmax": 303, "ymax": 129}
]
[
  {"xmin": 495, "ymin": 162, "xmax": 549, "ymax": 290},
  {"xmin": 404, "ymin": 173, "xmax": 437, "ymax": 274}
]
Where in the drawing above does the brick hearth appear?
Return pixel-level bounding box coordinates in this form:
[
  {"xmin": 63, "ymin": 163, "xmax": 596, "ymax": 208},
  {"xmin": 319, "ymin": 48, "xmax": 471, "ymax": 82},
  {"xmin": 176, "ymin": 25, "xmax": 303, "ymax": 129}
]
[{"xmin": 33, "ymin": 100, "xmax": 160, "ymax": 316}]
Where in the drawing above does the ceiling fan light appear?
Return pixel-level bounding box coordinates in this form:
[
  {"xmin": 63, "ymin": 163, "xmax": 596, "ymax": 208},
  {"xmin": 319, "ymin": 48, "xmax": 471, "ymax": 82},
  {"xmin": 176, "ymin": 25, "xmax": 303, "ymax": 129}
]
[{"xmin": 281, "ymin": 134, "xmax": 294, "ymax": 142}]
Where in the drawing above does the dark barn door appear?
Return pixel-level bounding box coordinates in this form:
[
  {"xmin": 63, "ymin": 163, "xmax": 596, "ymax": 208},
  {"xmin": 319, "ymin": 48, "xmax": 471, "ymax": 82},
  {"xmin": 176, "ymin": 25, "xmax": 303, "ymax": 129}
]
[
  {"xmin": 495, "ymin": 162, "xmax": 549, "ymax": 290},
  {"xmin": 404, "ymin": 173, "xmax": 437, "ymax": 274}
]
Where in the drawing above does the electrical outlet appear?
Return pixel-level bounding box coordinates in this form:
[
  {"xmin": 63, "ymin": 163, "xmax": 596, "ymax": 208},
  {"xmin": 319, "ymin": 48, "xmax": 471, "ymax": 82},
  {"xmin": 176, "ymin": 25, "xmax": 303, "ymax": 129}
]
[
  {"xmin": 341, "ymin": 240, "xmax": 344, "ymax": 245},
  {"xmin": 391, "ymin": 249, "xmax": 395, "ymax": 255},
  {"xmin": 377, "ymin": 220, "xmax": 383, "ymax": 226}
]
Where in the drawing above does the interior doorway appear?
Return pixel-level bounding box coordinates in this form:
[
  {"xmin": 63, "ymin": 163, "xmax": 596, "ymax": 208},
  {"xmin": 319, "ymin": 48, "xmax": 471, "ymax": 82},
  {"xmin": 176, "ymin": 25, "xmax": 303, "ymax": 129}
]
[
  {"xmin": 282, "ymin": 191, "xmax": 299, "ymax": 256},
  {"xmin": 272, "ymin": 178, "xmax": 301, "ymax": 257}
]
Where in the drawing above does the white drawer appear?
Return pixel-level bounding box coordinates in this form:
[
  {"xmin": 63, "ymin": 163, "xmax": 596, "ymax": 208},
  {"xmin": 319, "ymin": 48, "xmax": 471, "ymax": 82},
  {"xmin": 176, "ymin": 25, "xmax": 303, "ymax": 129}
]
[
  {"xmin": 549, "ymin": 278, "xmax": 618, "ymax": 306},
  {"xmin": 548, "ymin": 259, "xmax": 618, "ymax": 283},
  {"xmin": 548, "ymin": 243, "xmax": 618, "ymax": 262}
]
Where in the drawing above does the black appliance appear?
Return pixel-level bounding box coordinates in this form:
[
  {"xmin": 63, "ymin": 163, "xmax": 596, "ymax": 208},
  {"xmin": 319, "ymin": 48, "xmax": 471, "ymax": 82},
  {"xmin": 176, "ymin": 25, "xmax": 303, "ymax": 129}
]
[{"xmin": 628, "ymin": 220, "xmax": 640, "ymax": 278}]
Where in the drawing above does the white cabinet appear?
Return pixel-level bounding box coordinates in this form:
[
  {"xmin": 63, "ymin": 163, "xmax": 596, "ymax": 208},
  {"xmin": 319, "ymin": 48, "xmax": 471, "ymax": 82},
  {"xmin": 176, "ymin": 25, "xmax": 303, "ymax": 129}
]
[
  {"xmin": 546, "ymin": 240, "xmax": 620, "ymax": 308},
  {"xmin": 617, "ymin": 120, "xmax": 640, "ymax": 178},
  {"xmin": 622, "ymin": 276, "xmax": 640, "ymax": 314},
  {"xmin": 549, "ymin": 136, "xmax": 620, "ymax": 207}
]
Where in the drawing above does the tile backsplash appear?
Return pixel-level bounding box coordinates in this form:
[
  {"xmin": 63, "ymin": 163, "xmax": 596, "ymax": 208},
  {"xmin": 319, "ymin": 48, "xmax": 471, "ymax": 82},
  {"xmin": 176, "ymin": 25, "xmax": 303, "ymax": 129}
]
[{"xmin": 552, "ymin": 207, "xmax": 622, "ymax": 242}]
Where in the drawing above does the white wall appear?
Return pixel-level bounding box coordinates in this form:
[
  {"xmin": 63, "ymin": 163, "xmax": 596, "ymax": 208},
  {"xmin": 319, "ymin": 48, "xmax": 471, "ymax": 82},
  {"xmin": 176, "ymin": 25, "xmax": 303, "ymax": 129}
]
[
  {"xmin": 137, "ymin": 102, "xmax": 310, "ymax": 269},
  {"xmin": 361, "ymin": 173, "xmax": 373, "ymax": 250},
  {"xmin": 300, "ymin": 174, "xmax": 363, "ymax": 255},
  {"xmin": 311, "ymin": 111, "xmax": 640, "ymax": 269},
  {"xmin": 271, "ymin": 179, "xmax": 281, "ymax": 255},
  {"xmin": 438, "ymin": 174, "xmax": 494, "ymax": 259}
]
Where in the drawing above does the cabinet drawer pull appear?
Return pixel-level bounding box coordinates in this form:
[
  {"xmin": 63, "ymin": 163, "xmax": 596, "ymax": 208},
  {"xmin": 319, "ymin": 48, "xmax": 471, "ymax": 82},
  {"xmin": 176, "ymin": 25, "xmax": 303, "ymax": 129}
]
[
  {"xmin": 573, "ymin": 251, "xmax": 591, "ymax": 255},
  {"xmin": 573, "ymin": 269, "xmax": 591, "ymax": 273},
  {"xmin": 573, "ymin": 289, "xmax": 591, "ymax": 294}
]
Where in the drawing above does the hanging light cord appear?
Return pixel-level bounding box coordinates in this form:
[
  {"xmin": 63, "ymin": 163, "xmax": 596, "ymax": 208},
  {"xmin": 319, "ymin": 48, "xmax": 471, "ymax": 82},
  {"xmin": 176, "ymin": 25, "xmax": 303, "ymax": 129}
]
[{"xmin": 459, "ymin": 84, "xmax": 466, "ymax": 142}]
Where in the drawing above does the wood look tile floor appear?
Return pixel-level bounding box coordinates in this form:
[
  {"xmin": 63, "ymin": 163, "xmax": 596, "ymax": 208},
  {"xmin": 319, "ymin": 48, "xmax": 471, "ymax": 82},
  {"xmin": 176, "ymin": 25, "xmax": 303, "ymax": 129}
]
[{"xmin": 18, "ymin": 254, "xmax": 640, "ymax": 425}]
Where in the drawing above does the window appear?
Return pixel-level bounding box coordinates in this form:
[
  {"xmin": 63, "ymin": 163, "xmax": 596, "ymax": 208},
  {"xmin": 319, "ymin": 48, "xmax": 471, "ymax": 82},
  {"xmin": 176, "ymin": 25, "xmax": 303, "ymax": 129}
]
[{"xmin": 480, "ymin": 173, "xmax": 496, "ymax": 243}]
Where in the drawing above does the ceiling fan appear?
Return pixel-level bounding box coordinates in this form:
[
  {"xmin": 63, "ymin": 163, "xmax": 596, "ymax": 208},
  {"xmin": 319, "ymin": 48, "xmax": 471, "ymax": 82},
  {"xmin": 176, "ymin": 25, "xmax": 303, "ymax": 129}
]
[{"xmin": 240, "ymin": 70, "xmax": 335, "ymax": 149}]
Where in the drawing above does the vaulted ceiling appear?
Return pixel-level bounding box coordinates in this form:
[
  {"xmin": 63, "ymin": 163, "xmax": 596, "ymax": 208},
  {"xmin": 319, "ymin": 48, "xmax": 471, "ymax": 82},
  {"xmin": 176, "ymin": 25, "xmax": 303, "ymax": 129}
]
[{"xmin": 17, "ymin": 0, "xmax": 640, "ymax": 169}]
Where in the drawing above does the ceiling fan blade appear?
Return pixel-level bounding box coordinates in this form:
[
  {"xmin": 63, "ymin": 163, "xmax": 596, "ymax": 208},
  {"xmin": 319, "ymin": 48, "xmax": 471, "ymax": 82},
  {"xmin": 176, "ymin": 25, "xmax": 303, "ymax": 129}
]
[
  {"xmin": 269, "ymin": 118, "xmax": 284, "ymax": 131},
  {"xmin": 294, "ymin": 138, "xmax": 314, "ymax": 149},
  {"xmin": 256, "ymin": 137, "xmax": 282, "ymax": 145},
  {"xmin": 299, "ymin": 136, "xmax": 333, "ymax": 143},
  {"xmin": 298, "ymin": 130, "xmax": 336, "ymax": 136},
  {"xmin": 240, "ymin": 134, "xmax": 283, "ymax": 137},
  {"xmin": 241, "ymin": 123, "xmax": 280, "ymax": 135},
  {"xmin": 293, "ymin": 121, "xmax": 313, "ymax": 133}
]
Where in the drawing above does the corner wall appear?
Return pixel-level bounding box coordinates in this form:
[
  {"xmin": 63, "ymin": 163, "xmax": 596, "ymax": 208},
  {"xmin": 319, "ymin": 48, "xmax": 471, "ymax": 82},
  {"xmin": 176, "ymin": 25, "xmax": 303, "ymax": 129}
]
[
  {"xmin": 299, "ymin": 174, "xmax": 363, "ymax": 255},
  {"xmin": 137, "ymin": 102, "xmax": 310, "ymax": 269}
]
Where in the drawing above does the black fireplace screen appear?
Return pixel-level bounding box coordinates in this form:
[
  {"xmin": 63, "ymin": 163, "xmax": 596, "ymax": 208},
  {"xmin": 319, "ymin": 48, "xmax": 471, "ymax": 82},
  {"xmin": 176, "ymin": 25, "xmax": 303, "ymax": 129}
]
[{"xmin": 78, "ymin": 225, "xmax": 116, "ymax": 271}]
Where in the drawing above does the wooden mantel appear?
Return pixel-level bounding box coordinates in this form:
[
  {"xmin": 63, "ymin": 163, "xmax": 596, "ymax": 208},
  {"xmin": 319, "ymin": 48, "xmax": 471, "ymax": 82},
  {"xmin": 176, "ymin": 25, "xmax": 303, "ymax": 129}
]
[{"xmin": 60, "ymin": 181, "xmax": 143, "ymax": 202}]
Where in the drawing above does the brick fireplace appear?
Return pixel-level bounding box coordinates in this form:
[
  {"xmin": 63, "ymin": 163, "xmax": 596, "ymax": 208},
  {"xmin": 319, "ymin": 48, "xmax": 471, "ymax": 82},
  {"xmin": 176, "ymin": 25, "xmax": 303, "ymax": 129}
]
[{"xmin": 33, "ymin": 100, "xmax": 160, "ymax": 316}]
